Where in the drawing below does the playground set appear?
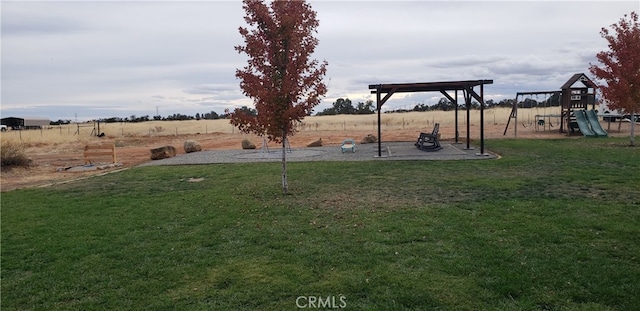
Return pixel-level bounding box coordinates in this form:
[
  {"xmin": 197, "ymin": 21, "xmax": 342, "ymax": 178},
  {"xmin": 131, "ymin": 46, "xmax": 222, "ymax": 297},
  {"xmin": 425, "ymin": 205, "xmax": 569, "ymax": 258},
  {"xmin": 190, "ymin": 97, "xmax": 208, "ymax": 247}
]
[{"xmin": 504, "ymin": 73, "xmax": 608, "ymax": 138}]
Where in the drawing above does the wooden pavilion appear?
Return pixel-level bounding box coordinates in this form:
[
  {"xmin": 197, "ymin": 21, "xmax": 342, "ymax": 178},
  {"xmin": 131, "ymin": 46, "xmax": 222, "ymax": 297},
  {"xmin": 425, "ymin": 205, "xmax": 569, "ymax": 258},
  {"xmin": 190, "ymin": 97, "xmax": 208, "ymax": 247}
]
[{"xmin": 369, "ymin": 79, "xmax": 494, "ymax": 157}]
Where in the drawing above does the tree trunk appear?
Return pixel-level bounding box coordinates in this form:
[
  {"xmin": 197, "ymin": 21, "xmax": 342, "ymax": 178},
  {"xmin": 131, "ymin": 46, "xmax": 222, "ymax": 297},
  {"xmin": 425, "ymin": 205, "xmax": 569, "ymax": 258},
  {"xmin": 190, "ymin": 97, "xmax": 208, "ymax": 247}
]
[
  {"xmin": 281, "ymin": 136, "xmax": 289, "ymax": 194},
  {"xmin": 630, "ymin": 112, "xmax": 636, "ymax": 146}
]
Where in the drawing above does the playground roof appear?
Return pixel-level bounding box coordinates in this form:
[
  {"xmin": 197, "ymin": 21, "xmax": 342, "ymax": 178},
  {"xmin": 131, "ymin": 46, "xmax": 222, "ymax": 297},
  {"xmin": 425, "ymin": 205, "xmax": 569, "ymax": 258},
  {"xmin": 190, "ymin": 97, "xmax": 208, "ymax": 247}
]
[{"xmin": 561, "ymin": 73, "xmax": 597, "ymax": 90}]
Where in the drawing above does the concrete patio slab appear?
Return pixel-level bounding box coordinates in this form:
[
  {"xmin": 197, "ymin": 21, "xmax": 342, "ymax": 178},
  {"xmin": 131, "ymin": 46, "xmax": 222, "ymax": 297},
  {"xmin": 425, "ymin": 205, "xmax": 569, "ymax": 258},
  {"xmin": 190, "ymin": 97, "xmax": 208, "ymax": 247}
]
[{"xmin": 139, "ymin": 141, "xmax": 496, "ymax": 167}]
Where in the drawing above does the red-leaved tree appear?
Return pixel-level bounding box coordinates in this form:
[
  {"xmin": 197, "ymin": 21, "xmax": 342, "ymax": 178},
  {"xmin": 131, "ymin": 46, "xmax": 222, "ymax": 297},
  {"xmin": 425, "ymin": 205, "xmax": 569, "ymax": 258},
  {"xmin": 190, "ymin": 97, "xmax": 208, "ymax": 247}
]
[
  {"xmin": 589, "ymin": 11, "xmax": 640, "ymax": 146},
  {"xmin": 228, "ymin": 0, "xmax": 328, "ymax": 193}
]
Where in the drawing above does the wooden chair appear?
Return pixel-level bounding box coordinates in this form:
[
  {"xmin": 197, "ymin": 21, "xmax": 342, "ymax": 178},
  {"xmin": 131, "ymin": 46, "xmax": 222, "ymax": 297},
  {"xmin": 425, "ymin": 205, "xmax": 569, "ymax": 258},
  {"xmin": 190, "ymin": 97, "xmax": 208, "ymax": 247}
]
[
  {"xmin": 341, "ymin": 138, "xmax": 356, "ymax": 153},
  {"xmin": 415, "ymin": 123, "xmax": 442, "ymax": 151}
]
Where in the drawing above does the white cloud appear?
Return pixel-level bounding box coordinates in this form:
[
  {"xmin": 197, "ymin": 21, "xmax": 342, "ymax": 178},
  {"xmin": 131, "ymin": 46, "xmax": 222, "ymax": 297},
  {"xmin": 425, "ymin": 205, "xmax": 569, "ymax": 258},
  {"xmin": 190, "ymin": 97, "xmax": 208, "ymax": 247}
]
[{"xmin": 1, "ymin": 0, "xmax": 637, "ymax": 120}]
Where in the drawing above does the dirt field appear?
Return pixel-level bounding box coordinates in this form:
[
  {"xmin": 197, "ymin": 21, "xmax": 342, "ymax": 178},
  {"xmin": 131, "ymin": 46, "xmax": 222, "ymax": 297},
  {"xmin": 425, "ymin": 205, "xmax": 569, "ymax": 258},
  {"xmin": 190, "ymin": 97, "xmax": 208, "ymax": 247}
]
[{"xmin": 1, "ymin": 110, "xmax": 635, "ymax": 192}]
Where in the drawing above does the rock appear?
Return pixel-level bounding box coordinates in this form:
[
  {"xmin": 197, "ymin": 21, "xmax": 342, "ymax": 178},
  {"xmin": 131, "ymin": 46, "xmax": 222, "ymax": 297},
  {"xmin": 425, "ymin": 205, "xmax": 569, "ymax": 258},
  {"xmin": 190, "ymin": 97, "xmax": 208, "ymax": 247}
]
[
  {"xmin": 242, "ymin": 139, "xmax": 256, "ymax": 149},
  {"xmin": 150, "ymin": 145, "xmax": 177, "ymax": 160},
  {"xmin": 361, "ymin": 134, "xmax": 377, "ymax": 144},
  {"xmin": 183, "ymin": 140, "xmax": 202, "ymax": 153},
  {"xmin": 307, "ymin": 138, "xmax": 322, "ymax": 147}
]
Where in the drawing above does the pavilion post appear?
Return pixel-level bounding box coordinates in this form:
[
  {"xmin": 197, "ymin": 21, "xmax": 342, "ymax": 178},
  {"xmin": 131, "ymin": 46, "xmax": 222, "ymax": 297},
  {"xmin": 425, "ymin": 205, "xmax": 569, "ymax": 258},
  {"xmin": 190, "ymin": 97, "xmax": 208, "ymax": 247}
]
[
  {"xmin": 377, "ymin": 90, "xmax": 382, "ymax": 157},
  {"xmin": 480, "ymin": 84, "xmax": 485, "ymax": 155},
  {"xmin": 454, "ymin": 90, "xmax": 459, "ymax": 143},
  {"xmin": 465, "ymin": 89, "xmax": 471, "ymax": 150}
]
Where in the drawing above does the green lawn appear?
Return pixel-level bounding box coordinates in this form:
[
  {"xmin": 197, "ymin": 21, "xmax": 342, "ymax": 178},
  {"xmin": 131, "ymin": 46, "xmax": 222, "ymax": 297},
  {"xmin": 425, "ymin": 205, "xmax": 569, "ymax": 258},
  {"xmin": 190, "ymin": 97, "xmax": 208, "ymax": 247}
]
[{"xmin": 2, "ymin": 138, "xmax": 639, "ymax": 310}]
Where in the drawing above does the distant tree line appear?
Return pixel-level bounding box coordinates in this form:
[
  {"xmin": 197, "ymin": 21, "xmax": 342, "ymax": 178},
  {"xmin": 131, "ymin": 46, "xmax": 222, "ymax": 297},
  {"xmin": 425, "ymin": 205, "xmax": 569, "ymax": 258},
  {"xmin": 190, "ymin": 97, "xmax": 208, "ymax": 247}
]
[
  {"xmin": 47, "ymin": 106, "xmax": 259, "ymax": 125},
  {"xmin": 315, "ymin": 98, "xmax": 375, "ymax": 115},
  {"xmin": 382, "ymin": 93, "xmax": 561, "ymax": 114},
  {"xmin": 92, "ymin": 109, "xmax": 235, "ymax": 124},
  {"xmin": 50, "ymin": 119, "xmax": 72, "ymax": 125},
  {"xmin": 313, "ymin": 97, "xmax": 536, "ymax": 116}
]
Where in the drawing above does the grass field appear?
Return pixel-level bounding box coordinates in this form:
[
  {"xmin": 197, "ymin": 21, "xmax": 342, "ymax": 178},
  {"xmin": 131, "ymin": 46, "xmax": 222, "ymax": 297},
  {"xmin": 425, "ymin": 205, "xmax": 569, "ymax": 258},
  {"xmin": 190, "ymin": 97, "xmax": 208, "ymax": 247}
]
[{"xmin": 1, "ymin": 138, "xmax": 639, "ymax": 310}]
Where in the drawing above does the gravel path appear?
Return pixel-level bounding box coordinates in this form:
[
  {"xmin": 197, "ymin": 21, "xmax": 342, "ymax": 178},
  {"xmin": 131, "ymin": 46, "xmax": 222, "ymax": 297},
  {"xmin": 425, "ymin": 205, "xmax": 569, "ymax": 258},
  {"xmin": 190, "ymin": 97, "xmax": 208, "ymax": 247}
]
[{"xmin": 138, "ymin": 141, "xmax": 496, "ymax": 167}]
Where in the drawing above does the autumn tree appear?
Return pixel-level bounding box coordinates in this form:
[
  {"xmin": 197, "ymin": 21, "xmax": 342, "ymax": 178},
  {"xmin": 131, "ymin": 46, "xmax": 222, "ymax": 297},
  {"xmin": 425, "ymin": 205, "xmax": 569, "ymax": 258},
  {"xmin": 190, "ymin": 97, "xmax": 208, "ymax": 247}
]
[
  {"xmin": 589, "ymin": 11, "xmax": 640, "ymax": 146},
  {"xmin": 228, "ymin": 0, "xmax": 328, "ymax": 193}
]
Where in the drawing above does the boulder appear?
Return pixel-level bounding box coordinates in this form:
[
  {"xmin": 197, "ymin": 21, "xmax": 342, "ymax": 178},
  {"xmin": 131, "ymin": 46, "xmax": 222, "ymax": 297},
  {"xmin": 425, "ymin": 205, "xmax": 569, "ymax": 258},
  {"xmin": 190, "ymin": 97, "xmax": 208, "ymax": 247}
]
[
  {"xmin": 361, "ymin": 134, "xmax": 377, "ymax": 144},
  {"xmin": 183, "ymin": 140, "xmax": 202, "ymax": 153},
  {"xmin": 242, "ymin": 139, "xmax": 256, "ymax": 149},
  {"xmin": 150, "ymin": 145, "xmax": 177, "ymax": 160},
  {"xmin": 307, "ymin": 138, "xmax": 323, "ymax": 147}
]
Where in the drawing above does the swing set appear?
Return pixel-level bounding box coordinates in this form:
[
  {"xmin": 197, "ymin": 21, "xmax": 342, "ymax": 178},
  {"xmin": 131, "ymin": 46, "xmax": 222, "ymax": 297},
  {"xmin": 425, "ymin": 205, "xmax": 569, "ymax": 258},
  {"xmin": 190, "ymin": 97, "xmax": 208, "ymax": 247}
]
[
  {"xmin": 503, "ymin": 91, "xmax": 561, "ymax": 136},
  {"xmin": 504, "ymin": 73, "xmax": 599, "ymax": 137}
]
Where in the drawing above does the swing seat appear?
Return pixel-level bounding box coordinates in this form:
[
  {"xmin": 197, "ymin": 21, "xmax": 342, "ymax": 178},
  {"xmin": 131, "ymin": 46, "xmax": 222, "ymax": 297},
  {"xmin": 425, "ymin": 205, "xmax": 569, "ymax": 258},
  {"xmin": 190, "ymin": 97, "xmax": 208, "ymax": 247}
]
[{"xmin": 415, "ymin": 123, "xmax": 442, "ymax": 152}]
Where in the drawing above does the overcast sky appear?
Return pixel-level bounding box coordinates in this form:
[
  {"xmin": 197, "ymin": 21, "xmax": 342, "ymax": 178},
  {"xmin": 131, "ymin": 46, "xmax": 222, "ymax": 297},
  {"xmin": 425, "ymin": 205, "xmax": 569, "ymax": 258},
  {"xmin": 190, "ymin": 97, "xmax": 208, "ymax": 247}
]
[{"xmin": 1, "ymin": 1, "xmax": 637, "ymax": 121}]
